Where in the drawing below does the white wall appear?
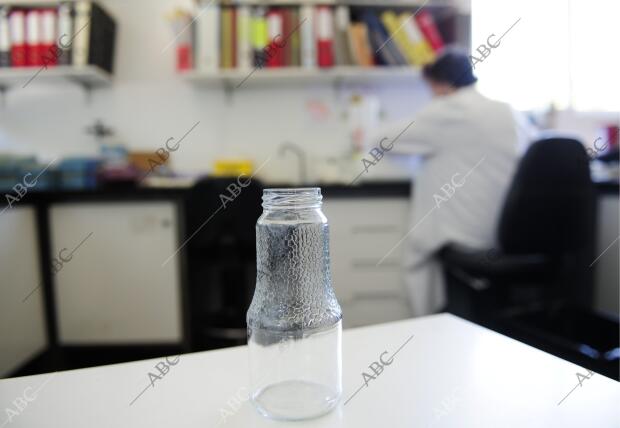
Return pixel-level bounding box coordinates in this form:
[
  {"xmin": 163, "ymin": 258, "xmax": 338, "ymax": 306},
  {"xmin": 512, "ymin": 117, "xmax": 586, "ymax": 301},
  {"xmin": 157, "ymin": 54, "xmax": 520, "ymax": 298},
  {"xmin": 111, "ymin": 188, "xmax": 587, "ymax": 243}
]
[{"xmin": 0, "ymin": 0, "xmax": 431, "ymax": 182}]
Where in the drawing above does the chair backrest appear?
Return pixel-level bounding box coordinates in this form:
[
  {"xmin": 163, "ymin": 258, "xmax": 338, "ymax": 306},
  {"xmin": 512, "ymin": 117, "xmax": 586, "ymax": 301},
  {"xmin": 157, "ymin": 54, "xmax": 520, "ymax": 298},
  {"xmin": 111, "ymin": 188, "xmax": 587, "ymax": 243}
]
[
  {"xmin": 185, "ymin": 177, "xmax": 263, "ymax": 254},
  {"xmin": 498, "ymin": 137, "xmax": 596, "ymax": 255}
]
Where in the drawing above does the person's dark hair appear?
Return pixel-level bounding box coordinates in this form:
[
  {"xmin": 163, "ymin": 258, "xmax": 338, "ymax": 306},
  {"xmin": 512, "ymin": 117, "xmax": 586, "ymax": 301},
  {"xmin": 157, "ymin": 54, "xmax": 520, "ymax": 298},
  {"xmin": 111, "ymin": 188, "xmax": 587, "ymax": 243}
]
[{"xmin": 422, "ymin": 48, "xmax": 477, "ymax": 88}]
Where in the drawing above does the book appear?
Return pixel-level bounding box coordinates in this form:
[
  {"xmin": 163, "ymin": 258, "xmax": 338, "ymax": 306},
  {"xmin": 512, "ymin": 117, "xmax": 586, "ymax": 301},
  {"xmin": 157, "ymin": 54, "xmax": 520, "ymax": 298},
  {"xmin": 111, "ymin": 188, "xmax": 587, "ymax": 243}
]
[
  {"xmin": 380, "ymin": 11, "xmax": 415, "ymax": 66},
  {"xmin": 40, "ymin": 9, "xmax": 58, "ymax": 67},
  {"xmin": 72, "ymin": 2, "xmax": 90, "ymax": 66},
  {"xmin": 299, "ymin": 5, "xmax": 315, "ymax": 68},
  {"xmin": 280, "ymin": 8, "xmax": 293, "ymax": 66},
  {"xmin": 415, "ymin": 10, "xmax": 444, "ymax": 52},
  {"xmin": 219, "ymin": 7, "xmax": 233, "ymax": 68},
  {"xmin": 236, "ymin": 5, "xmax": 251, "ymax": 69},
  {"xmin": 266, "ymin": 8, "xmax": 283, "ymax": 67},
  {"xmin": 250, "ymin": 7, "xmax": 267, "ymax": 68},
  {"xmin": 9, "ymin": 9, "xmax": 26, "ymax": 67},
  {"xmin": 347, "ymin": 22, "xmax": 373, "ymax": 67},
  {"xmin": 26, "ymin": 9, "xmax": 42, "ymax": 66},
  {"xmin": 72, "ymin": 1, "xmax": 116, "ymax": 73},
  {"xmin": 0, "ymin": 6, "xmax": 10, "ymax": 67},
  {"xmin": 316, "ymin": 6, "xmax": 334, "ymax": 68},
  {"xmin": 230, "ymin": 7, "xmax": 237, "ymax": 68},
  {"xmin": 333, "ymin": 5, "xmax": 352, "ymax": 66},
  {"xmin": 400, "ymin": 13, "xmax": 435, "ymax": 65},
  {"xmin": 362, "ymin": 10, "xmax": 407, "ymax": 66},
  {"xmin": 195, "ymin": 1, "xmax": 219, "ymax": 72},
  {"xmin": 288, "ymin": 7, "xmax": 300, "ymax": 66},
  {"xmin": 57, "ymin": 2, "xmax": 73, "ymax": 65}
]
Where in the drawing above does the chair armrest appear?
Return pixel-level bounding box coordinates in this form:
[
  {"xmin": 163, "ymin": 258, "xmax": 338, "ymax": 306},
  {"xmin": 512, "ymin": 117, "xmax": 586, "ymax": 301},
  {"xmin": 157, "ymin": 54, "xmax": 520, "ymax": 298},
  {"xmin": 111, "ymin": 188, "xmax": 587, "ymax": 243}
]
[{"xmin": 439, "ymin": 243, "xmax": 551, "ymax": 278}]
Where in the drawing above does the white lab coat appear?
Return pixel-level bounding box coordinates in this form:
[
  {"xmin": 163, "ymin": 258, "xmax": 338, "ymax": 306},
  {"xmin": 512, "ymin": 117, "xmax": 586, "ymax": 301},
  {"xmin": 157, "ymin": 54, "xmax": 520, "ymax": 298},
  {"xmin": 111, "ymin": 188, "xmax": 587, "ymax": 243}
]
[{"xmin": 378, "ymin": 86, "xmax": 534, "ymax": 316}]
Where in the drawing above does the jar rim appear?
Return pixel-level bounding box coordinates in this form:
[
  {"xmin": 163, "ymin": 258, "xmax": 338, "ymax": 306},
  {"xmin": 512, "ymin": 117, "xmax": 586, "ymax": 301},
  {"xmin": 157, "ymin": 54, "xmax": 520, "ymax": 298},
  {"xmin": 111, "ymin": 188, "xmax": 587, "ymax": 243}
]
[{"xmin": 262, "ymin": 187, "xmax": 322, "ymax": 209}]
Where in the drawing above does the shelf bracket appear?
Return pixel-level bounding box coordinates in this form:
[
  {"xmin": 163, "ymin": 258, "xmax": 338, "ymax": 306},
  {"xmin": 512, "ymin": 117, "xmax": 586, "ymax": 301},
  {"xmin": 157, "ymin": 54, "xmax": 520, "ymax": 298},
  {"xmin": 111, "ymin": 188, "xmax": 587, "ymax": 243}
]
[
  {"xmin": 0, "ymin": 86, "xmax": 6, "ymax": 109},
  {"xmin": 80, "ymin": 83, "xmax": 94, "ymax": 105},
  {"xmin": 223, "ymin": 81, "xmax": 235, "ymax": 104}
]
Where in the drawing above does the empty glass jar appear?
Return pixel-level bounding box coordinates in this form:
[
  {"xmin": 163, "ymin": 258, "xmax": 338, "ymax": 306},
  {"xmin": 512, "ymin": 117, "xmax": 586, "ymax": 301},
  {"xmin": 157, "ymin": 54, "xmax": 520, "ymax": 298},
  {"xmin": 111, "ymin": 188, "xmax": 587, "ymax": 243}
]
[{"xmin": 247, "ymin": 188, "xmax": 342, "ymax": 420}]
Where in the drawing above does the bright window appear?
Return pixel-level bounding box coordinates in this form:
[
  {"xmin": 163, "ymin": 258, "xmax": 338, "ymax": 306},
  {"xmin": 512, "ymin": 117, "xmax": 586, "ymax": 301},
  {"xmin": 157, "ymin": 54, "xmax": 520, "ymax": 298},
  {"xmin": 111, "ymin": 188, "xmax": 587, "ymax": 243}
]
[{"xmin": 471, "ymin": 0, "xmax": 620, "ymax": 112}]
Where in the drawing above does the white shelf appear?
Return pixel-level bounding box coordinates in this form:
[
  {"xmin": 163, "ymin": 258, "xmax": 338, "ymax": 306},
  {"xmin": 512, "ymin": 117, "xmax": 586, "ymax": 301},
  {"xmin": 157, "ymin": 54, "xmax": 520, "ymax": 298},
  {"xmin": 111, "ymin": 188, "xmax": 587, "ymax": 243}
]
[
  {"xmin": 196, "ymin": 0, "xmax": 455, "ymax": 6},
  {"xmin": 182, "ymin": 66, "xmax": 422, "ymax": 88},
  {"xmin": 0, "ymin": 65, "xmax": 112, "ymax": 90}
]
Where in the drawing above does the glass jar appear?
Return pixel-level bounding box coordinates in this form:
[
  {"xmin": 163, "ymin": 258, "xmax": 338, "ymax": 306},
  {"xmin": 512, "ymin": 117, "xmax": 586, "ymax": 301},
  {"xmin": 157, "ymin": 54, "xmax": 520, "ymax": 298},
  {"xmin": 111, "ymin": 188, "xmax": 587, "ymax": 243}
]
[{"xmin": 247, "ymin": 188, "xmax": 342, "ymax": 420}]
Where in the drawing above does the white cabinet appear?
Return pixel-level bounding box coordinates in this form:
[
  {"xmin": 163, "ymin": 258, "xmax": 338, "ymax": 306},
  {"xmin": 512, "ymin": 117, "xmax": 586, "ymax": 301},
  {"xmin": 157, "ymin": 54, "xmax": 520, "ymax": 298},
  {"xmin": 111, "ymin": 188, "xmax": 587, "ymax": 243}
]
[
  {"xmin": 0, "ymin": 207, "xmax": 47, "ymax": 376},
  {"xmin": 322, "ymin": 197, "xmax": 411, "ymax": 328},
  {"xmin": 49, "ymin": 201, "xmax": 183, "ymax": 345},
  {"xmin": 594, "ymin": 194, "xmax": 619, "ymax": 315}
]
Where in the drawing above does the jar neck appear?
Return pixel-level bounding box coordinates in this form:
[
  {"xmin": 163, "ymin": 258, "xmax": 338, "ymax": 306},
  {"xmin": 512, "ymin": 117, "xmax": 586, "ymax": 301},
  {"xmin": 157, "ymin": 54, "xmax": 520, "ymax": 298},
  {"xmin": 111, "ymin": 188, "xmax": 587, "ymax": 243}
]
[{"xmin": 262, "ymin": 188, "xmax": 322, "ymax": 210}]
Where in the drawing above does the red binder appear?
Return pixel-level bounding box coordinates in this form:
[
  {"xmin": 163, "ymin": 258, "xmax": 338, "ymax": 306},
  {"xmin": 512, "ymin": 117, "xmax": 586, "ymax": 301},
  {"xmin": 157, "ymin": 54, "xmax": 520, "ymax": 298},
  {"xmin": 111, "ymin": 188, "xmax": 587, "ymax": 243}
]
[
  {"xmin": 266, "ymin": 9, "xmax": 283, "ymax": 67},
  {"xmin": 9, "ymin": 10, "xmax": 26, "ymax": 67},
  {"xmin": 40, "ymin": 9, "xmax": 57, "ymax": 67},
  {"xmin": 415, "ymin": 10, "xmax": 444, "ymax": 52},
  {"xmin": 25, "ymin": 9, "xmax": 42, "ymax": 66},
  {"xmin": 316, "ymin": 6, "xmax": 334, "ymax": 68}
]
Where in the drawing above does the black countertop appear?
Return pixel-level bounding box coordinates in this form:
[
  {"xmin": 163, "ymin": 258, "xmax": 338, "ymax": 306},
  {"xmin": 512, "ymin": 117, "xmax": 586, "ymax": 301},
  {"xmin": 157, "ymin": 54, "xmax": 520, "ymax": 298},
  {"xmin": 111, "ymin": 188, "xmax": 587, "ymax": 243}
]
[
  {"xmin": 2, "ymin": 179, "xmax": 617, "ymax": 211},
  {"xmin": 0, "ymin": 180, "xmax": 412, "ymax": 212}
]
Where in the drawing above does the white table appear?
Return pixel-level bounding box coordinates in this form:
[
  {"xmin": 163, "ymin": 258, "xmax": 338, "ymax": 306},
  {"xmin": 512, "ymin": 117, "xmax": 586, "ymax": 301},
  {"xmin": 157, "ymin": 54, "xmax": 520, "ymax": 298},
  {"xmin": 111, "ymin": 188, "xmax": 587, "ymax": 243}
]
[{"xmin": 1, "ymin": 314, "xmax": 618, "ymax": 427}]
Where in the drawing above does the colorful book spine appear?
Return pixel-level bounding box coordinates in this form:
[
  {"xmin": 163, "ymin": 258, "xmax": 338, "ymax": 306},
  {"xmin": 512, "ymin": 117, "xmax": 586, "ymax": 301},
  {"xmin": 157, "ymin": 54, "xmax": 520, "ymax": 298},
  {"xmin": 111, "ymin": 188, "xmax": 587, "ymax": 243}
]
[
  {"xmin": 0, "ymin": 7, "xmax": 10, "ymax": 67},
  {"xmin": 316, "ymin": 6, "xmax": 334, "ymax": 68},
  {"xmin": 72, "ymin": 1, "xmax": 91, "ymax": 67},
  {"xmin": 236, "ymin": 5, "xmax": 251, "ymax": 69},
  {"xmin": 299, "ymin": 5, "xmax": 315, "ymax": 68},
  {"xmin": 288, "ymin": 7, "xmax": 300, "ymax": 66},
  {"xmin": 363, "ymin": 11, "xmax": 407, "ymax": 66},
  {"xmin": 57, "ymin": 2, "xmax": 73, "ymax": 65},
  {"xmin": 280, "ymin": 8, "xmax": 293, "ymax": 66},
  {"xmin": 25, "ymin": 9, "xmax": 42, "ymax": 66},
  {"xmin": 196, "ymin": 1, "xmax": 219, "ymax": 72},
  {"xmin": 381, "ymin": 11, "xmax": 415, "ymax": 66},
  {"xmin": 348, "ymin": 22, "xmax": 373, "ymax": 67},
  {"xmin": 400, "ymin": 13, "xmax": 435, "ymax": 65},
  {"xmin": 415, "ymin": 10, "xmax": 444, "ymax": 52},
  {"xmin": 333, "ymin": 6, "xmax": 352, "ymax": 66},
  {"xmin": 266, "ymin": 8, "xmax": 283, "ymax": 67},
  {"xmin": 40, "ymin": 9, "xmax": 58, "ymax": 67},
  {"xmin": 250, "ymin": 7, "xmax": 268, "ymax": 68},
  {"xmin": 219, "ymin": 7, "xmax": 232, "ymax": 68}
]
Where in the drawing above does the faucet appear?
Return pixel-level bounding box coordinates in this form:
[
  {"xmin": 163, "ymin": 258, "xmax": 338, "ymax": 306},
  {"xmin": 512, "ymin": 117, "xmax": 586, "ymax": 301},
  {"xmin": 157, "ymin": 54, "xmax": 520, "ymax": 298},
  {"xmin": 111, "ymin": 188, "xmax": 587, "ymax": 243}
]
[{"xmin": 278, "ymin": 142, "xmax": 307, "ymax": 184}]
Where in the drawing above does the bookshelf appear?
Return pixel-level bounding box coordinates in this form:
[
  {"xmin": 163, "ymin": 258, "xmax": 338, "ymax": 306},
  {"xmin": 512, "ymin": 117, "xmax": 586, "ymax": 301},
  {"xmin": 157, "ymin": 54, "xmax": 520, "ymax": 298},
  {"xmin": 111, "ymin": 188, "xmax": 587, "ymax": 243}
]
[
  {"xmin": 0, "ymin": 65, "xmax": 112, "ymax": 90},
  {"xmin": 177, "ymin": 0, "xmax": 470, "ymax": 91},
  {"xmin": 0, "ymin": 1, "xmax": 117, "ymax": 100},
  {"xmin": 183, "ymin": 65, "xmax": 421, "ymax": 88}
]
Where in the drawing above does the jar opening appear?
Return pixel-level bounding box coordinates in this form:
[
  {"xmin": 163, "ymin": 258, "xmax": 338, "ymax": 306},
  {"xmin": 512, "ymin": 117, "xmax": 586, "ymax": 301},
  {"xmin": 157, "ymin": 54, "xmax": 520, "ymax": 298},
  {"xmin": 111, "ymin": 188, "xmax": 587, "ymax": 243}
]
[{"xmin": 262, "ymin": 188, "xmax": 322, "ymax": 209}]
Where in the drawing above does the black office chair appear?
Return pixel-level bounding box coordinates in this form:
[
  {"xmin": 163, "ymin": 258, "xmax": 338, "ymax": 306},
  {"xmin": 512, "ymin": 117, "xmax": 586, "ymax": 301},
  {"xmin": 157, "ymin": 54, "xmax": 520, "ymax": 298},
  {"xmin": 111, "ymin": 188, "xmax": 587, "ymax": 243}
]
[
  {"xmin": 440, "ymin": 136, "xmax": 619, "ymax": 380},
  {"xmin": 185, "ymin": 177, "xmax": 263, "ymax": 350}
]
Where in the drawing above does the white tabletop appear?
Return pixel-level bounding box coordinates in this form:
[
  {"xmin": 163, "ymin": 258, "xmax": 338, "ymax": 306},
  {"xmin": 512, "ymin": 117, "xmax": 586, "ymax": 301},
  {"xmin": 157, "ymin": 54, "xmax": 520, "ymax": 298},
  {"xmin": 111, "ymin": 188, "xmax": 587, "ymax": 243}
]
[{"xmin": 1, "ymin": 313, "xmax": 618, "ymax": 427}]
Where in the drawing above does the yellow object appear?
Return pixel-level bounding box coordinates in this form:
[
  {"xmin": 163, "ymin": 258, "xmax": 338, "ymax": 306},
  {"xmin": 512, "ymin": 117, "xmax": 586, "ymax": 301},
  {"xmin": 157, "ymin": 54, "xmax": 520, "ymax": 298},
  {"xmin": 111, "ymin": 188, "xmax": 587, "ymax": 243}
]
[
  {"xmin": 251, "ymin": 11, "xmax": 268, "ymax": 52},
  {"xmin": 213, "ymin": 159, "xmax": 254, "ymax": 177},
  {"xmin": 381, "ymin": 11, "xmax": 416, "ymax": 66},
  {"xmin": 397, "ymin": 12, "xmax": 435, "ymax": 66}
]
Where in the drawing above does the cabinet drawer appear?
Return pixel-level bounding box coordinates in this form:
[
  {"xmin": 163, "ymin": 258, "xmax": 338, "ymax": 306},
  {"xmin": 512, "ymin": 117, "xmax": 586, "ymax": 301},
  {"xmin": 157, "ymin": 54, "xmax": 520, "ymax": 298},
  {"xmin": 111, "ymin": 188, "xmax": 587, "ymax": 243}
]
[
  {"xmin": 341, "ymin": 296, "xmax": 411, "ymax": 329},
  {"xmin": 333, "ymin": 264, "xmax": 404, "ymax": 301},
  {"xmin": 0, "ymin": 207, "xmax": 47, "ymax": 376},
  {"xmin": 50, "ymin": 202, "xmax": 183, "ymax": 344},
  {"xmin": 323, "ymin": 198, "xmax": 409, "ymax": 230}
]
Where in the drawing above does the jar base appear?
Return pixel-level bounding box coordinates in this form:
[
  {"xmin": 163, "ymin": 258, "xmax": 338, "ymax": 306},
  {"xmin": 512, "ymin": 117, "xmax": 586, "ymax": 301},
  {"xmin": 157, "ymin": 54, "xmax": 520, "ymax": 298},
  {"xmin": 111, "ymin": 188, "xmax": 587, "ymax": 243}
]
[{"xmin": 251, "ymin": 379, "xmax": 340, "ymax": 421}]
